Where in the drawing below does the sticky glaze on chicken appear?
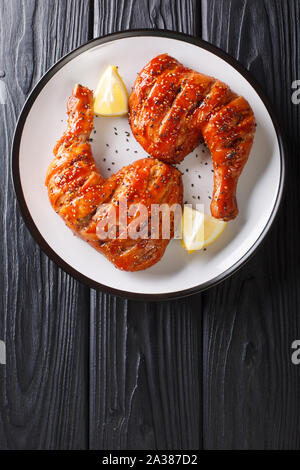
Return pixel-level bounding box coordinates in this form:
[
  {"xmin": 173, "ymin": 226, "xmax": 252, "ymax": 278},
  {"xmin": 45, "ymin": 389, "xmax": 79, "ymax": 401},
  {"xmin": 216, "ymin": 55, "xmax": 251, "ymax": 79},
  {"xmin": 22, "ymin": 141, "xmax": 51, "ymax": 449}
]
[
  {"xmin": 129, "ymin": 54, "xmax": 256, "ymax": 220},
  {"xmin": 46, "ymin": 85, "xmax": 183, "ymax": 271}
]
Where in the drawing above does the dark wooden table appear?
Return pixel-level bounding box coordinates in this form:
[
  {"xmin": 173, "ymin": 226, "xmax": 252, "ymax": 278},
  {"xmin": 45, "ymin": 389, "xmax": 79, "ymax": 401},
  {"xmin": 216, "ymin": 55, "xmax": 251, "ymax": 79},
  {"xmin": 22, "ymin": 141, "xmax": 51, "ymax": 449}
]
[{"xmin": 0, "ymin": 0, "xmax": 299, "ymax": 450}]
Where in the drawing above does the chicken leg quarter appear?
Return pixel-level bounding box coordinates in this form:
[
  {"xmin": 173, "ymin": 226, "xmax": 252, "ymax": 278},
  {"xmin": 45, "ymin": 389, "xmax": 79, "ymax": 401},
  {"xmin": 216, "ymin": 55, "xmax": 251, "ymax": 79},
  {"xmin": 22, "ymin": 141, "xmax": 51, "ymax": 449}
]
[
  {"xmin": 46, "ymin": 85, "xmax": 183, "ymax": 271},
  {"xmin": 129, "ymin": 54, "xmax": 256, "ymax": 220}
]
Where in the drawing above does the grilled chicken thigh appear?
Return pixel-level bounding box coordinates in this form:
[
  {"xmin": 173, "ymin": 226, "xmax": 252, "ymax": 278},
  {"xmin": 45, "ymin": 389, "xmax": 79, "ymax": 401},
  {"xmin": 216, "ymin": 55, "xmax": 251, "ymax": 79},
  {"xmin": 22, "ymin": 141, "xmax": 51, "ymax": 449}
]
[
  {"xmin": 46, "ymin": 84, "xmax": 183, "ymax": 271},
  {"xmin": 129, "ymin": 54, "xmax": 256, "ymax": 220}
]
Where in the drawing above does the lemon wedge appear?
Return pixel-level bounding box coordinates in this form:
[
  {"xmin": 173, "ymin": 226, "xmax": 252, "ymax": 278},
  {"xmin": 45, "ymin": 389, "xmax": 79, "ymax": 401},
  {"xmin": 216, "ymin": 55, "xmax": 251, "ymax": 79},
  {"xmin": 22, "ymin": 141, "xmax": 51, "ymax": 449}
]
[
  {"xmin": 94, "ymin": 65, "xmax": 128, "ymax": 116},
  {"xmin": 181, "ymin": 206, "xmax": 227, "ymax": 252}
]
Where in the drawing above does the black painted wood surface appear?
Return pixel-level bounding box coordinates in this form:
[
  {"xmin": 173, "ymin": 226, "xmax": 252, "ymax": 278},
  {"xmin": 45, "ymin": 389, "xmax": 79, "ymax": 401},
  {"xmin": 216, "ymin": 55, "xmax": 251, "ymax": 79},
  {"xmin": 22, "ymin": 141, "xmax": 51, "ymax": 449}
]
[{"xmin": 0, "ymin": 0, "xmax": 299, "ymax": 450}]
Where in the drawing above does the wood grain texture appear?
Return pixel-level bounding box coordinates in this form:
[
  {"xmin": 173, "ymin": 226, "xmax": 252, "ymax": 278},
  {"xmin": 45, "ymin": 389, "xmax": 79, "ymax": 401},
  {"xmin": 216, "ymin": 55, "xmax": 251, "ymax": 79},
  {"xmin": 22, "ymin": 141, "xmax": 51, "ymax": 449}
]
[
  {"xmin": 94, "ymin": 0, "xmax": 200, "ymax": 36},
  {"xmin": 202, "ymin": 0, "xmax": 300, "ymax": 449},
  {"xmin": 90, "ymin": 0, "xmax": 202, "ymax": 451},
  {"xmin": 90, "ymin": 293, "xmax": 202, "ymax": 450},
  {"xmin": 0, "ymin": 0, "xmax": 91, "ymax": 449}
]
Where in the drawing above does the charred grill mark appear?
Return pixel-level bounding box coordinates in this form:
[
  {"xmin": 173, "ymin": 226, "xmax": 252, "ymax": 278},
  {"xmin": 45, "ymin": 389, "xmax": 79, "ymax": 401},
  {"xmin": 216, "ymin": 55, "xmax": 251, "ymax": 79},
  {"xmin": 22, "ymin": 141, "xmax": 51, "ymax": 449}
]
[
  {"xmin": 200, "ymin": 85, "xmax": 236, "ymax": 124},
  {"xmin": 167, "ymin": 81, "xmax": 182, "ymax": 108},
  {"xmin": 134, "ymin": 61, "xmax": 180, "ymax": 118},
  {"xmin": 186, "ymin": 98, "xmax": 203, "ymax": 117},
  {"xmin": 222, "ymin": 137, "xmax": 243, "ymax": 150}
]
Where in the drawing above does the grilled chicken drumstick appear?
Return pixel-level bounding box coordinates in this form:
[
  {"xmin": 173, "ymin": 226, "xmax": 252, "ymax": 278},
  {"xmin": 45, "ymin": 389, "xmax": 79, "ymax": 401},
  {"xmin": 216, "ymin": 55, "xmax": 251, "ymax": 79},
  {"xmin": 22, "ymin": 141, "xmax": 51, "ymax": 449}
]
[
  {"xmin": 46, "ymin": 85, "xmax": 183, "ymax": 271},
  {"xmin": 129, "ymin": 54, "xmax": 256, "ymax": 220}
]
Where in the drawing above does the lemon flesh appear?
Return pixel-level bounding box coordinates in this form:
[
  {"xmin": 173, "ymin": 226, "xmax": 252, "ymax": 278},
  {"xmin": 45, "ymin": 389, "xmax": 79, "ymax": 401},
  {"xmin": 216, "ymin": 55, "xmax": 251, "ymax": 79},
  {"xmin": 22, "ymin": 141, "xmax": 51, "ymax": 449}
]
[
  {"xmin": 94, "ymin": 65, "xmax": 128, "ymax": 116},
  {"xmin": 181, "ymin": 206, "xmax": 227, "ymax": 252}
]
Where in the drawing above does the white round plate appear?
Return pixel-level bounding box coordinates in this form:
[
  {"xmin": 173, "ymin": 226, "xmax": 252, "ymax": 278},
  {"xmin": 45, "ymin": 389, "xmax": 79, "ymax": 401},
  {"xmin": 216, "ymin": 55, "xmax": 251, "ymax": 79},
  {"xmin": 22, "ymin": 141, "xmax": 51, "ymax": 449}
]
[{"xmin": 12, "ymin": 31, "xmax": 285, "ymax": 299}]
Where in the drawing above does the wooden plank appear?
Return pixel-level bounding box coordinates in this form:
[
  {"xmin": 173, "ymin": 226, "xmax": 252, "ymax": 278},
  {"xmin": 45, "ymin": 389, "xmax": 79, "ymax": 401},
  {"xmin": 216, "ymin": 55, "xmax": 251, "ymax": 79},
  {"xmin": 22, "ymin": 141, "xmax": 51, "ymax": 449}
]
[
  {"xmin": 90, "ymin": 0, "xmax": 202, "ymax": 450},
  {"xmin": 94, "ymin": 0, "xmax": 200, "ymax": 36},
  {"xmin": 0, "ymin": 0, "xmax": 91, "ymax": 449},
  {"xmin": 90, "ymin": 294, "xmax": 202, "ymax": 450},
  {"xmin": 202, "ymin": 0, "xmax": 300, "ymax": 449}
]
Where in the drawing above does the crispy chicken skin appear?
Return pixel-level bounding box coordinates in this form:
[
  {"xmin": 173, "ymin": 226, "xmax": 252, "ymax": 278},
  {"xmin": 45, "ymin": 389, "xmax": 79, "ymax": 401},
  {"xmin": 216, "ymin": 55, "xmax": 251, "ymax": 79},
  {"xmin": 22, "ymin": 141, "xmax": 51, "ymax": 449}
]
[
  {"xmin": 45, "ymin": 84, "xmax": 183, "ymax": 271},
  {"xmin": 129, "ymin": 54, "xmax": 256, "ymax": 220}
]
